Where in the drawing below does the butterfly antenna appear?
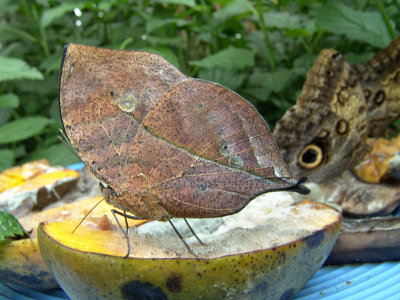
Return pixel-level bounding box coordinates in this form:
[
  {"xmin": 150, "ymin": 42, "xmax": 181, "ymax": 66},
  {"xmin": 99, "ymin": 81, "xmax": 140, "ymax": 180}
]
[
  {"xmin": 184, "ymin": 218, "xmax": 204, "ymax": 245},
  {"xmin": 72, "ymin": 198, "xmax": 105, "ymax": 234},
  {"xmin": 57, "ymin": 128, "xmax": 80, "ymax": 159}
]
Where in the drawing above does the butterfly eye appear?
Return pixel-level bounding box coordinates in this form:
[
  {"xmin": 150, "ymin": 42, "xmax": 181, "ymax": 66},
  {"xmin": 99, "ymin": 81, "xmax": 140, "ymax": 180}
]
[
  {"xmin": 108, "ymin": 186, "xmax": 118, "ymax": 197},
  {"xmin": 99, "ymin": 182, "xmax": 106, "ymax": 192},
  {"xmin": 99, "ymin": 182, "xmax": 118, "ymax": 197},
  {"xmin": 298, "ymin": 144, "xmax": 323, "ymax": 169}
]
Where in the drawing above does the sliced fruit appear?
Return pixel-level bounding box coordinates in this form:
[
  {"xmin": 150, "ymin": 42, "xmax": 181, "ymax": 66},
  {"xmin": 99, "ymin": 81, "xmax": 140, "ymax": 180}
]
[
  {"xmin": 38, "ymin": 197, "xmax": 342, "ymax": 299},
  {"xmin": 0, "ymin": 159, "xmax": 80, "ymax": 217},
  {"xmin": 0, "ymin": 195, "xmax": 146, "ymax": 290},
  {"xmin": 353, "ymin": 134, "xmax": 400, "ymax": 183}
]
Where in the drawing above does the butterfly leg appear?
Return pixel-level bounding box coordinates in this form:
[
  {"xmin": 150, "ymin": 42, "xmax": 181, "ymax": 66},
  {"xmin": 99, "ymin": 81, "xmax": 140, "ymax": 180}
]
[
  {"xmin": 111, "ymin": 209, "xmax": 146, "ymax": 258},
  {"xmin": 123, "ymin": 211, "xmax": 129, "ymax": 236},
  {"xmin": 166, "ymin": 216, "xmax": 197, "ymax": 257},
  {"xmin": 184, "ymin": 218, "xmax": 205, "ymax": 245}
]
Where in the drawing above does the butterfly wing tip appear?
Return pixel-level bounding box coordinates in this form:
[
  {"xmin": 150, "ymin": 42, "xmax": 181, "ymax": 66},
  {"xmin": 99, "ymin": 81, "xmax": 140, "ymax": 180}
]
[{"xmin": 292, "ymin": 177, "xmax": 311, "ymax": 195}]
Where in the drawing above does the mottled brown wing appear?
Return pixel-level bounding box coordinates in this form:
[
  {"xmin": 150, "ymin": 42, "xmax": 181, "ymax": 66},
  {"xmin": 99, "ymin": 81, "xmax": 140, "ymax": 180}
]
[
  {"xmin": 59, "ymin": 44, "xmax": 306, "ymax": 219},
  {"xmin": 136, "ymin": 78, "xmax": 298, "ymax": 217},
  {"xmin": 59, "ymin": 43, "xmax": 186, "ymax": 188},
  {"xmin": 353, "ymin": 36, "xmax": 400, "ymax": 137},
  {"xmin": 273, "ymin": 49, "xmax": 369, "ymax": 183}
]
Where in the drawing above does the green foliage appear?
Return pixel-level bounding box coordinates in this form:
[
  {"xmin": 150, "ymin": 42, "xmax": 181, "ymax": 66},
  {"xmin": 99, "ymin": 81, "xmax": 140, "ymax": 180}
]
[
  {"xmin": 0, "ymin": 56, "xmax": 43, "ymax": 81},
  {"xmin": 313, "ymin": 3, "xmax": 392, "ymax": 47},
  {"xmin": 0, "ymin": 0, "xmax": 398, "ymax": 171},
  {"xmin": 0, "ymin": 211, "xmax": 29, "ymax": 242},
  {"xmin": 189, "ymin": 47, "xmax": 255, "ymax": 69},
  {"xmin": 0, "ymin": 117, "xmax": 54, "ymax": 143}
]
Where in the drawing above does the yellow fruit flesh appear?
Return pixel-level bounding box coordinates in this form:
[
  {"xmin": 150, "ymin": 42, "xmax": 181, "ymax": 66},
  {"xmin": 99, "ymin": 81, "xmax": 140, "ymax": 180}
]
[
  {"xmin": 0, "ymin": 159, "xmax": 79, "ymax": 193},
  {"xmin": 19, "ymin": 196, "xmax": 147, "ymax": 239},
  {"xmin": 44, "ymin": 217, "xmax": 145, "ymax": 257}
]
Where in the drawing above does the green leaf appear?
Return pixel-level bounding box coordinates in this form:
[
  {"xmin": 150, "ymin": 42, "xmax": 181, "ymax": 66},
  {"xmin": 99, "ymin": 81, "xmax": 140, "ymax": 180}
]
[
  {"xmin": 313, "ymin": 3, "xmax": 391, "ymax": 47},
  {"xmin": 139, "ymin": 47, "xmax": 180, "ymax": 69},
  {"xmin": 189, "ymin": 47, "xmax": 255, "ymax": 69},
  {"xmin": 263, "ymin": 11, "xmax": 301, "ymax": 29},
  {"xmin": 198, "ymin": 68, "xmax": 246, "ymax": 91},
  {"xmin": 0, "ymin": 117, "xmax": 54, "ymax": 144},
  {"xmin": 213, "ymin": 0, "xmax": 251, "ymax": 22},
  {"xmin": 155, "ymin": 0, "xmax": 196, "ymax": 7},
  {"xmin": 41, "ymin": 3, "xmax": 84, "ymax": 29},
  {"xmin": 286, "ymin": 19, "xmax": 317, "ymax": 37},
  {"xmin": 0, "ymin": 1, "xmax": 18, "ymax": 14},
  {"xmin": 0, "ymin": 109, "xmax": 12, "ymax": 126},
  {"xmin": 0, "ymin": 93, "xmax": 19, "ymax": 108},
  {"xmin": 147, "ymin": 36, "xmax": 183, "ymax": 46},
  {"xmin": 0, "ymin": 211, "xmax": 29, "ymax": 242},
  {"xmin": 249, "ymin": 68, "xmax": 301, "ymax": 94},
  {"xmin": 0, "ymin": 24, "xmax": 37, "ymax": 43},
  {"xmin": 0, "ymin": 149, "xmax": 14, "ymax": 171},
  {"xmin": 146, "ymin": 18, "xmax": 177, "ymax": 33},
  {"xmin": 345, "ymin": 52, "xmax": 375, "ymax": 65},
  {"xmin": 0, "ymin": 56, "xmax": 43, "ymax": 82},
  {"xmin": 39, "ymin": 51, "xmax": 63, "ymax": 74},
  {"xmin": 30, "ymin": 143, "xmax": 81, "ymax": 166}
]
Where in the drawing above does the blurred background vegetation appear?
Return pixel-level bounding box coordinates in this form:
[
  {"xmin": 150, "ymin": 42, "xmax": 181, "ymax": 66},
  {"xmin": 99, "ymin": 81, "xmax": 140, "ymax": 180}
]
[{"xmin": 0, "ymin": 0, "xmax": 399, "ymax": 171}]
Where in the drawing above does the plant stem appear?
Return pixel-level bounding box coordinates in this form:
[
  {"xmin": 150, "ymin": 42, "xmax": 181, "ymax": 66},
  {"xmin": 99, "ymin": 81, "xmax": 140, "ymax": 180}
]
[
  {"xmin": 254, "ymin": 0, "xmax": 276, "ymax": 71},
  {"xmin": 375, "ymin": 0, "xmax": 397, "ymax": 40}
]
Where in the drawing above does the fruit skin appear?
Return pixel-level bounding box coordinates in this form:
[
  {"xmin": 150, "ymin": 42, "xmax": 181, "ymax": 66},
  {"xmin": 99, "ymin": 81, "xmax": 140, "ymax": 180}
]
[
  {"xmin": 0, "ymin": 196, "xmax": 137, "ymax": 290},
  {"xmin": 0, "ymin": 238, "xmax": 57, "ymax": 290},
  {"xmin": 38, "ymin": 213, "xmax": 341, "ymax": 300}
]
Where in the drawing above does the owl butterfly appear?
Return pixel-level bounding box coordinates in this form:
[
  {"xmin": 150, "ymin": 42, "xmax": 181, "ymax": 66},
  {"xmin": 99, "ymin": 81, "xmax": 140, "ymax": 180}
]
[
  {"xmin": 59, "ymin": 44, "xmax": 309, "ymax": 254},
  {"xmin": 274, "ymin": 38, "xmax": 400, "ymax": 183},
  {"xmin": 273, "ymin": 49, "xmax": 369, "ymax": 183},
  {"xmin": 353, "ymin": 36, "xmax": 400, "ymax": 137}
]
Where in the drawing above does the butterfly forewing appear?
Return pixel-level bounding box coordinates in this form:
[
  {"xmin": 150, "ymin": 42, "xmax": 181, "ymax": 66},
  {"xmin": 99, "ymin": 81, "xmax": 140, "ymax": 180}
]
[
  {"xmin": 59, "ymin": 44, "xmax": 186, "ymax": 188},
  {"xmin": 354, "ymin": 36, "xmax": 400, "ymax": 136}
]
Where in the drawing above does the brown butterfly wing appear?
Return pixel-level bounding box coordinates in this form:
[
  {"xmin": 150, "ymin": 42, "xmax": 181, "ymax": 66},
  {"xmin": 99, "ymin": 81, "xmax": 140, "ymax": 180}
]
[
  {"xmin": 274, "ymin": 49, "xmax": 369, "ymax": 183},
  {"xmin": 297, "ymin": 49, "xmax": 369, "ymax": 139},
  {"xmin": 59, "ymin": 44, "xmax": 186, "ymax": 188},
  {"xmin": 354, "ymin": 36, "xmax": 400, "ymax": 136},
  {"xmin": 136, "ymin": 78, "xmax": 297, "ymax": 217},
  {"xmin": 59, "ymin": 44, "xmax": 306, "ymax": 219}
]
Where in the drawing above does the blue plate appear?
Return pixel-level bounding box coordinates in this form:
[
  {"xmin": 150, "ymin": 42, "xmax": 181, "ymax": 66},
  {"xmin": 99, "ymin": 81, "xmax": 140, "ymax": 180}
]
[
  {"xmin": 65, "ymin": 162, "xmax": 85, "ymax": 171},
  {"xmin": 1, "ymin": 262, "xmax": 400, "ymax": 299}
]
